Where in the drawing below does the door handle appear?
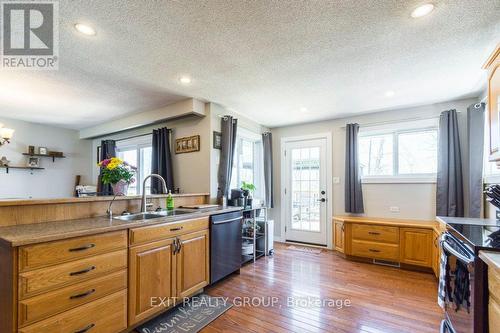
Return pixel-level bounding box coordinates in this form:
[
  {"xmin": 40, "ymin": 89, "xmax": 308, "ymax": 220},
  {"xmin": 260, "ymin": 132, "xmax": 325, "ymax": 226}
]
[
  {"xmin": 69, "ymin": 266, "xmax": 96, "ymax": 276},
  {"xmin": 173, "ymin": 238, "xmax": 179, "ymax": 254},
  {"xmin": 317, "ymin": 198, "xmax": 326, "ymax": 202},
  {"xmin": 74, "ymin": 323, "xmax": 95, "ymax": 333}
]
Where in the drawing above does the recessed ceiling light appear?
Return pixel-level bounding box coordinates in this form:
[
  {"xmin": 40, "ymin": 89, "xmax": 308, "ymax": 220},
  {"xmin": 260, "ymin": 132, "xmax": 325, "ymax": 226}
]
[
  {"xmin": 411, "ymin": 4, "xmax": 435, "ymax": 18},
  {"xmin": 385, "ymin": 90, "xmax": 395, "ymax": 97},
  {"xmin": 179, "ymin": 76, "xmax": 192, "ymax": 85},
  {"xmin": 74, "ymin": 23, "xmax": 96, "ymax": 36}
]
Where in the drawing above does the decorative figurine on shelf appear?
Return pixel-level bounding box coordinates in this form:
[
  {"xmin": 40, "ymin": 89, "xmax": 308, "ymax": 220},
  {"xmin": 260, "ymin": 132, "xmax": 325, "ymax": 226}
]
[
  {"xmin": 97, "ymin": 157, "xmax": 137, "ymax": 196},
  {"xmin": 0, "ymin": 156, "xmax": 10, "ymax": 166}
]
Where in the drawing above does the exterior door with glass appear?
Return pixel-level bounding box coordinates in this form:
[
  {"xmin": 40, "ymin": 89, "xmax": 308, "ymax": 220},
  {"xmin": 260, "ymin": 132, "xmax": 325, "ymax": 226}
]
[{"xmin": 284, "ymin": 138, "xmax": 328, "ymax": 246}]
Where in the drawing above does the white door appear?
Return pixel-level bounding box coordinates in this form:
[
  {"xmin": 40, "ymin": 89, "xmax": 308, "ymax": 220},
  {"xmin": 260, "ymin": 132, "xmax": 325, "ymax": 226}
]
[{"xmin": 283, "ymin": 138, "xmax": 328, "ymax": 246}]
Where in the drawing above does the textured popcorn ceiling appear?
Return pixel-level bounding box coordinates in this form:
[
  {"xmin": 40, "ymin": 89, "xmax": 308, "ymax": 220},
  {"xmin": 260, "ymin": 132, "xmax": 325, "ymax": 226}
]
[{"xmin": 0, "ymin": 0, "xmax": 499, "ymax": 129}]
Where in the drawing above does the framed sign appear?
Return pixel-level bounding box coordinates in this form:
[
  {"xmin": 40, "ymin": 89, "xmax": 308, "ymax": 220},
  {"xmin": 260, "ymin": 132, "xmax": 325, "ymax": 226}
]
[
  {"xmin": 175, "ymin": 135, "xmax": 200, "ymax": 154},
  {"xmin": 213, "ymin": 131, "xmax": 222, "ymax": 149}
]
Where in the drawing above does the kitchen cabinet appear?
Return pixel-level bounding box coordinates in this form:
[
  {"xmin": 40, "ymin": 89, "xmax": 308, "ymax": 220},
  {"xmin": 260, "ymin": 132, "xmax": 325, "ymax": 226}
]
[
  {"xmin": 128, "ymin": 217, "xmax": 210, "ymax": 325},
  {"xmin": 432, "ymin": 230, "xmax": 440, "ymax": 277},
  {"xmin": 333, "ymin": 220, "xmax": 345, "ymax": 253},
  {"xmin": 128, "ymin": 238, "xmax": 177, "ymax": 325},
  {"xmin": 333, "ymin": 216, "xmax": 437, "ymax": 272},
  {"xmin": 400, "ymin": 228, "xmax": 433, "ymax": 267},
  {"xmin": 484, "ymin": 45, "xmax": 500, "ymax": 162},
  {"xmin": 176, "ymin": 229, "xmax": 210, "ymax": 298}
]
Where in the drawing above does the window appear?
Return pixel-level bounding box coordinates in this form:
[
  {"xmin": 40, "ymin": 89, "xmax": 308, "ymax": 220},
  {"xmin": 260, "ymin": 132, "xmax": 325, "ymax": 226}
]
[
  {"xmin": 230, "ymin": 128, "xmax": 264, "ymax": 199},
  {"xmin": 358, "ymin": 119, "xmax": 438, "ymax": 182},
  {"xmin": 115, "ymin": 135, "xmax": 152, "ymax": 195}
]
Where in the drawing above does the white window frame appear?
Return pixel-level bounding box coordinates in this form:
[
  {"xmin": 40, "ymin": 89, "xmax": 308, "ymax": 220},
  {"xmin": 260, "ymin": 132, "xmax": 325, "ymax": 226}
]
[
  {"xmin": 359, "ymin": 120, "xmax": 438, "ymax": 184},
  {"xmin": 231, "ymin": 128, "xmax": 264, "ymax": 200},
  {"xmin": 115, "ymin": 135, "xmax": 152, "ymax": 195}
]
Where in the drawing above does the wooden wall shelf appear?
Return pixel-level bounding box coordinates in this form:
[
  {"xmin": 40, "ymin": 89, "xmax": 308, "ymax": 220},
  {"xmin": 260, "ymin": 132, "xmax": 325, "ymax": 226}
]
[
  {"xmin": 0, "ymin": 166, "xmax": 45, "ymax": 174},
  {"xmin": 22, "ymin": 153, "xmax": 66, "ymax": 162}
]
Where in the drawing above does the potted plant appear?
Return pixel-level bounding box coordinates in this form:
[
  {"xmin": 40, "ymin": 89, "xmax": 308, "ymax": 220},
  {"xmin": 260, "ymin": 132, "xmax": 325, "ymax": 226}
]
[
  {"xmin": 241, "ymin": 181, "xmax": 256, "ymax": 208},
  {"xmin": 98, "ymin": 157, "xmax": 136, "ymax": 196}
]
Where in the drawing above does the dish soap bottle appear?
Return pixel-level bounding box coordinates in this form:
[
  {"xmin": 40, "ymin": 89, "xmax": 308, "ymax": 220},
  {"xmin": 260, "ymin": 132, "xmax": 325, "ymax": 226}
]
[{"xmin": 166, "ymin": 190, "xmax": 174, "ymax": 211}]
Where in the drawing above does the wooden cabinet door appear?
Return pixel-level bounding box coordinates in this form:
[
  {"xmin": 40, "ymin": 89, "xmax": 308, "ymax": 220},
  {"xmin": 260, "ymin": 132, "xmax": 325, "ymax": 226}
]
[
  {"xmin": 128, "ymin": 238, "xmax": 176, "ymax": 325},
  {"xmin": 432, "ymin": 231, "xmax": 440, "ymax": 277},
  {"xmin": 176, "ymin": 230, "xmax": 210, "ymax": 299},
  {"xmin": 400, "ymin": 228, "xmax": 433, "ymax": 267},
  {"xmin": 334, "ymin": 221, "xmax": 345, "ymax": 253}
]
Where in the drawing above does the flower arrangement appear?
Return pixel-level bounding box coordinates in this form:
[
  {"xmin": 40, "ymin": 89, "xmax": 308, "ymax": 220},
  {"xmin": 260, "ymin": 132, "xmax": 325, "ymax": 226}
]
[{"xmin": 98, "ymin": 157, "xmax": 136, "ymax": 195}]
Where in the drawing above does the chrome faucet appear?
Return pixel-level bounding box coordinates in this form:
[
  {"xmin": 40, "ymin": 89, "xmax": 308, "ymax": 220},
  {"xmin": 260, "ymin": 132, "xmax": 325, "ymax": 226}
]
[{"xmin": 141, "ymin": 174, "xmax": 168, "ymax": 212}]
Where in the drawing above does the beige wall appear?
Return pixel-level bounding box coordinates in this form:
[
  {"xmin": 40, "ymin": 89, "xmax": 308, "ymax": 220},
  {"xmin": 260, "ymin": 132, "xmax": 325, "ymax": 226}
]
[{"xmin": 269, "ymin": 98, "xmax": 478, "ymax": 241}]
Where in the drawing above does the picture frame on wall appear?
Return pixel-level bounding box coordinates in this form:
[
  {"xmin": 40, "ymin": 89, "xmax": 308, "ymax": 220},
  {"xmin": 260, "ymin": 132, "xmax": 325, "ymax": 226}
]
[
  {"xmin": 27, "ymin": 157, "xmax": 39, "ymax": 167},
  {"xmin": 213, "ymin": 131, "xmax": 222, "ymax": 149},
  {"xmin": 175, "ymin": 135, "xmax": 200, "ymax": 154}
]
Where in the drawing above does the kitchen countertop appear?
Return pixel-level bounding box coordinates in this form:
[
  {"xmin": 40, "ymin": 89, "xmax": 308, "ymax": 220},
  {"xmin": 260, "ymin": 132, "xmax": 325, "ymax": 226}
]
[
  {"xmin": 479, "ymin": 251, "xmax": 500, "ymax": 270},
  {"xmin": 0, "ymin": 193, "xmax": 209, "ymax": 207},
  {"xmin": 333, "ymin": 215, "xmax": 438, "ymax": 230},
  {"xmin": 0, "ymin": 206, "xmax": 243, "ymax": 247}
]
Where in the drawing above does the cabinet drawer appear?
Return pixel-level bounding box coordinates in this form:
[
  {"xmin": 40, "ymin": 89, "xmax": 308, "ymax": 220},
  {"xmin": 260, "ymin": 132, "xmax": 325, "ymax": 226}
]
[
  {"xmin": 351, "ymin": 224, "xmax": 399, "ymax": 244},
  {"xmin": 19, "ymin": 250, "xmax": 127, "ymax": 299},
  {"xmin": 489, "ymin": 266, "xmax": 500, "ymax": 302},
  {"xmin": 130, "ymin": 217, "xmax": 209, "ymax": 246},
  {"xmin": 19, "ymin": 231, "xmax": 127, "ymax": 272},
  {"xmin": 351, "ymin": 240, "xmax": 399, "ymax": 261},
  {"xmin": 18, "ymin": 290, "xmax": 127, "ymax": 333},
  {"xmin": 19, "ymin": 269, "xmax": 127, "ymax": 327}
]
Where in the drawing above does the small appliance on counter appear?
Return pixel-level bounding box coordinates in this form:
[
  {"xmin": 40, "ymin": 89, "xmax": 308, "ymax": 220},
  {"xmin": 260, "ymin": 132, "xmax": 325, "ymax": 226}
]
[{"xmin": 228, "ymin": 188, "xmax": 244, "ymax": 207}]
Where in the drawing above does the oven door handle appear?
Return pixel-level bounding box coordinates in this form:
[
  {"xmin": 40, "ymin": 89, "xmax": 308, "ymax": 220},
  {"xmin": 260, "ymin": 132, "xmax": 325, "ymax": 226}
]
[{"xmin": 440, "ymin": 234, "xmax": 474, "ymax": 265}]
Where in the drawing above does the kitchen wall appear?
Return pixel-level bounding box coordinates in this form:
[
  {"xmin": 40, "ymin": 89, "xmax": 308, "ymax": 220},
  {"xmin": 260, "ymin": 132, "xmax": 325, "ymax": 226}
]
[
  {"xmin": 0, "ymin": 117, "xmax": 92, "ymax": 199},
  {"xmin": 269, "ymin": 97, "xmax": 479, "ymax": 243},
  {"xmin": 90, "ymin": 102, "xmax": 267, "ymax": 202}
]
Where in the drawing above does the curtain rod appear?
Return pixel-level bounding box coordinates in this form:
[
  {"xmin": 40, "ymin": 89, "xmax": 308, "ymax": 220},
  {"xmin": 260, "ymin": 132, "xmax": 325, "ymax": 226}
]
[{"xmin": 340, "ymin": 115, "xmax": 442, "ymax": 129}]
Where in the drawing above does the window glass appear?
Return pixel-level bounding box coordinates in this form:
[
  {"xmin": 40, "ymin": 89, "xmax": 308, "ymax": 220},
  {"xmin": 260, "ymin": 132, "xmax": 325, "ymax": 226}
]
[
  {"xmin": 115, "ymin": 135, "xmax": 153, "ymax": 195},
  {"xmin": 398, "ymin": 131, "xmax": 437, "ymax": 174},
  {"xmin": 359, "ymin": 134, "xmax": 394, "ymax": 176},
  {"xmin": 358, "ymin": 126, "xmax": 438, "ymax": 178}
]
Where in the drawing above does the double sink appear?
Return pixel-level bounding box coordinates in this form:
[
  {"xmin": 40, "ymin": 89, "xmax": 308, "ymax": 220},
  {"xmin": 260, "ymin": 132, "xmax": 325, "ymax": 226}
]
[{"xmin": 113, "ymin": 209, "xmax": 197, "ymax": 222}]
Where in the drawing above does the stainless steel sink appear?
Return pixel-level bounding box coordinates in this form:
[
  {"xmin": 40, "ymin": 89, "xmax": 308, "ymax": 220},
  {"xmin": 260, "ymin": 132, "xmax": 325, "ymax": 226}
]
[
  {"xmin": 113, "ymin": 212, "xmax": 164, "ymax": 221},
  {"xmin": 113, "ymin": 209, "xmax": 196, "ymax": 221}
]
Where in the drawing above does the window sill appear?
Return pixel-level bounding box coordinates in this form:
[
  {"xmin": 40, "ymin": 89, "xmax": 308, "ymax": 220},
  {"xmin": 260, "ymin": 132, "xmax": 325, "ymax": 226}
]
[
  {"xmin": 484, "ymin": 175, "xmax": 500, "ymax": 184},
  {"xmin": 361, "ymin": 177, "xmax": 436, "ymax": 184}
]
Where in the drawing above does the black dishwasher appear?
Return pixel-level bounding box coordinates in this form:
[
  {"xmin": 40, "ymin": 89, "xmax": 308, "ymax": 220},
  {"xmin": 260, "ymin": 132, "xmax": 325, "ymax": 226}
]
[{"xmin": 210, "ymin": 210, "xmax": 243, "ymax": 284}]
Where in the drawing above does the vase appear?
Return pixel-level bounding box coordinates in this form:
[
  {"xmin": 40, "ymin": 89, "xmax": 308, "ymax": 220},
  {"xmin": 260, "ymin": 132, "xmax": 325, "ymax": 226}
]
[{"xmin": 111, "ymin": 180, "xmax": 129, "ymax": 196}]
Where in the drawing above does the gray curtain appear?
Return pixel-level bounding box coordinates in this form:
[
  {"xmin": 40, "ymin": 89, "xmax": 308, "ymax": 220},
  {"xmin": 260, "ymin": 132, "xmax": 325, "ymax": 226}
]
[
  {"xmin": 437, "ymin": 110, "xmax": 464, "ymax": 217},
  {"xmin": 151, "ymin": 127, "xmax": 174, "ymax": 194},
  {"xmin": 262, "ymin": 132, "xmax": 274, "ymax": 208},
  {"xmin": 98, "ymin": 140, "xmax": 116, "ymax": 196},
  {"xmin": 345, "ymin": 123, "xmax": 364, "ymax": 213},
  {"xmin": 217, "ymin": 116, "xmax": 238, "ymax": 199},
  {"xmin": 466, "ymin": 103, "xmax": 485, "ymax": 217}
]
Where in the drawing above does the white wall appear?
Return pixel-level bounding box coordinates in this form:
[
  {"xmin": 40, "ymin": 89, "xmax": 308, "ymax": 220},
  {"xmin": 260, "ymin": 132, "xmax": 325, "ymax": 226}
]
[
  {"xmin": 0, "ymin": 117, "xmax": 92, "ymax": 199},
  {"xmin": 269, "ymin": 98, "xmax": 478, "ymax": 240}
]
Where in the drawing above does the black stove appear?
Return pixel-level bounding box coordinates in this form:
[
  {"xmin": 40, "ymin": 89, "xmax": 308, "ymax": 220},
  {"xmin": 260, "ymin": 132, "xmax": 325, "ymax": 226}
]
[{"xmin": 447, "ymin": 223, "xmax": 500, "ymax": 251}]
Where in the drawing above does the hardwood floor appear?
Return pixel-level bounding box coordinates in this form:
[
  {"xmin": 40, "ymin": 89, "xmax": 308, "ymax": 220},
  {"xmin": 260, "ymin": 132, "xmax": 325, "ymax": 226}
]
[{"xmin": 202, "ymin": 243, "xmax": 443, "ymax": 333}]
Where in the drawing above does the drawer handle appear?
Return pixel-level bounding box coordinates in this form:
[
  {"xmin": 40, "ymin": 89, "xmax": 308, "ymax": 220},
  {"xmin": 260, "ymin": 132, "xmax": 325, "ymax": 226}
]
[
  {"xmin": 69, "ymin": 244, "xmax": 96, "ymax": 252},
  {"xmin": 70, "ymin": 288, "xmax": 96, "ymax": 300},
  {"xmin": 74, "ymin": 323, "xmax": 95, "ymax": 333},
  {"xmin": 69, "ymin": 266, "xmax": 96, "ymax": 276},
  {"xmin": 368, "ymin": 232, "xmax": 381, "ymax": 235},
  {"xmin": 170, "ymin": 226, "xmax": 183, "ymax": 232},
  {"xmin": 369, "ymin": 249, "xmax": 381, "ymax": 253}
]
